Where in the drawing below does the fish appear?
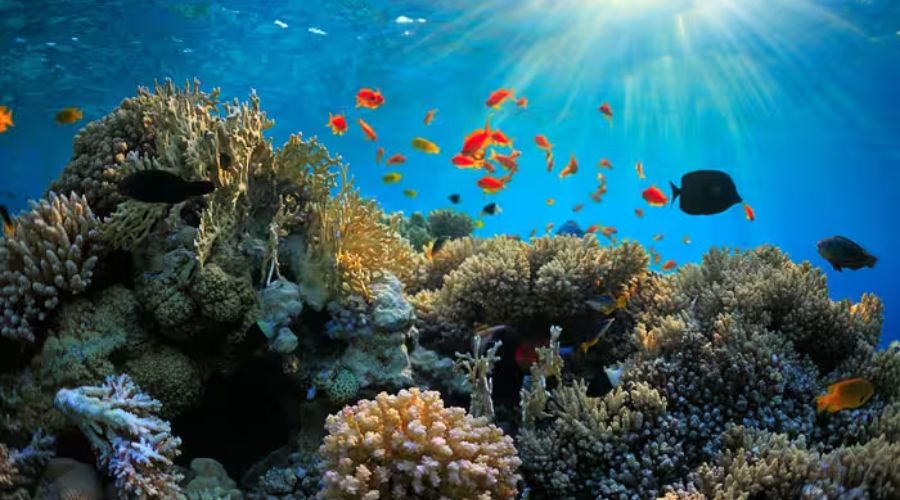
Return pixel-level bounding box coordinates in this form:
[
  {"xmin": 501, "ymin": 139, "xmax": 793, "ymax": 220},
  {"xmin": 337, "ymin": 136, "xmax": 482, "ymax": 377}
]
[
  {"xmin": 475, "ymin": 323, "xmax": 508, "ymax": 340},
  {"xmin": 545, "ymin": 151, "xmax": 554, "ymax": 172},
  {"xmin": 0, "ymin": 205, "xmax": 15, "ymax": 237},
  {"xmin": 598, "ymin": 102, "xmax": 613, "ymax": 120},
  {"xmin": 490, "ymin": 150, "xmax": 520, "ymax": 171},
  {"xmin": 635, "ymin": 161, "xmax": 645, "ymax": 179},
  {"xmin": 545, "ymin": 222, "xmax": 554, "ymax": 233},
  {"xmin": 118, "ymin": 169, "xmax": 215, "ymax": 204},
  {"xmin": 546, "ymin": 198, "xmax": 555, "ymax": 206},
  {"xmin": 670, "ymin": 170, "xmax": 742, "ymax": 215},
  {"xmin": 642, "ymin": 185, "xmax": 669, "ymax": 207},
  {"xmin": 477, "ymin": 176, "xmax": 507, "ymax": 194},
  {"xmin": 634, "ymin": 208, "xmax": 644, "ymax": 218},
  {"xmin": 356, "ymin": 88, "xmax": 385, "ymax": 109},
  {"xmin": 598, "ymin": 158, "xmax": 613, "ymax": 169},
  {"xmin": 358, "ymin": 118, "xmax": 377, "ymax": 141},
  {"xmin": 600, "ymin": 226, "xmax": 617, "ymax": 238},
  {"xmin": 817, "ymin": 236, "xmax": 877, "ymax": 271},
  {"xmin": 481, "ymin": 202, "xmax": 501, "ymax": 216},
  {"xmin": 816, "ymin": 377, "xmax": 874, "ymax": 413},
  {"xmin": 585, "ymin": 224, "xmax": 599, "ymax": 234},
  {"xmin": 451, "ymin": 154, "xmax": 481, "ymax": 168},
  {"xmin": 516, "ymin": 97, "xmax": 528, "ymax": 109},
  {"xmin": 652, "ymin": 233, "xmax": 664, "ymax": 242},
  {"xmin": 386, "ymin": 153, "xmax": 406, "ymax": 165},
  {"xmin": 514, "ymin": 339, "xmax": 546, "ymax": 371},
  {"xmin": 559, "ymin": 154, "xmax": 578, "ymax": 179},
  {"xmin": 424, "ymin": 237, "xmax": 449, "ymax": 262},
  {"xmin": 590, "ymin": 185, "xmax": 607, "ymax": 203},
  {"xmin": 580, "ymin": 319, "xmax": 615, "ymax": 354},
  {"xmin": 585, "ymin": 294, "xmax": 627, "ymax": 315},
  {"xmin": 682, "ymin": 235, "xmax": 691, "ymax": 244},
  {"xmin": 55, "ymin": 107, "xmax": 83, "ymax": 124},
  {"xmin": 403, "ymin": 188, "xmax": 418, "ymax": 198},
  {"xmin": 529, "ymin": 227, "xmax": 538, "ymax": 238},
  {"xmin": 462, "ymin": 120, "xmax": 492, "ymax": 156},
  {"xmin": 491, "ymin": 130, "xmax": 513, "ymax": 148},
  {"xmin": 662, "ymin": 259, "xmax": 677, "ymax": 271},
  {"xmin": 411, "ymin": 137, "xmax": 440, "ymax": 154},
  {"xmin": 743, "ymin": 203, "xmax": 755, "ymax": 221},
  {"xmin": 534, "ymin": 134, "xmax": 552, "ymax": 151},
  {"xmin": 382, "ymin": 172, "xmax": 402, "ymax": 184},
  {"xmin": 486, "ymin": 88, "xmax": 515, "ymax": 109},
  {"xmin": 448, "ymin": 193, "xmax": 461, "ymax": 204},
  {"xmin": 572, "ymin": 203, "xmax": 584, "ymax": 213},
  {"xmin": 0, "ymin": 105, "xmax": 12, "ymax": 133},
  {"xmin": 474, "ymin": 219, "xmax": 485, "ymax": 229},
  {"xmin": 424, "ymin": 108, "xmax": 437, "ymax": 125},
  {"xmin": 556, "ymin": 220, "xmax": 584, "ymax": 237},
  {"xmin": 375, "ymin": 146, "xmax": 385, "ymax": 165},
  {"xmin": 326, "ymin": 113, "xmax": 347, "ymax": 135}
]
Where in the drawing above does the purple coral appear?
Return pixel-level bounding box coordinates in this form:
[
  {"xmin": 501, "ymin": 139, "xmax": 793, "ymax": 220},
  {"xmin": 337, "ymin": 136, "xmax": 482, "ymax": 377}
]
[{"xmin": 54, "ymin": 374, "xmax": 183, "ymax": 499}]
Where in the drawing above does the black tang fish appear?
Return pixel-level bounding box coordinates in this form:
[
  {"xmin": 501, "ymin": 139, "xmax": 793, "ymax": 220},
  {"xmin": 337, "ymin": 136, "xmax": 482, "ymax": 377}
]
[
  {"xmin": 448, "ymin": 193, "xmax": 461, "ymax": 204},
  {"xmin": 481, "ymin": 202, "xmax": 500, "ymax": 216},
  {"xmin": 817, "ymin": 236, "xmax": 876, "ymax": 271},
  {"xmin": 118, "ymin": 169, "xmax": 215, "ymax": 204},
  {"xmin": 670, "ymin": 170, "xmax": 741, "ymax": 215}
]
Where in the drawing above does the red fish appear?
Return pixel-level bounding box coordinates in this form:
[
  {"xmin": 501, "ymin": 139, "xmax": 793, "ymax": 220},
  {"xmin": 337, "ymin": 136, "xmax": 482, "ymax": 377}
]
[
  {"xmin": 634, "ymin": 208, "xmax": 644, "ymax": 218},
  {"xmin": 482, "ymin": 160, "xmax": 497, "ymax": 173},
  {"xmin": 573, "ymin": 203, "xmax": 585, "ymax": 213},
  {"xmin": 375, "ymin": 146, "xmax": 385, "ymax": 165},
  {"xmin": 386, "ymin": 153, "xmax": 406, "ymax": 165},
  {"xmin": 586, "ymin": 224, "xmax": 600, "ymax": 234},
  {"xmin": 356, "ymin": 88, "xmax": 385, "ymax": 109},
  {"xmin": 559, "ymin": 153, "xmax": 578, "ymax": 179},
  {"xmin": 326, "ymin": 113, "xmax": 348, "ymax": 135},
  {"xmin": 636, "ymin": 161, "xmax": 645, "ymax": 179},
  {"xmin": 598, "ymin": 102, "xmax": 613, "ymax": 120},
  {"xmin": 490, "ymin": 150, "xmax": 520, "ymax": 171},
  {"xmin": 424, "ymin": 108, "xmax": 437, "ymax": 125},
  {"xmin": 598, "ymin": 158, "xmax": 613, "ymax": 169},
  {"xmin": 486, "ymin": 88, "xmax": 515, "ymax": 109},
  {"xmin": 516, "ymin": 97, "xmax": 528, "ymax": 109},
  {"xmin": 545, "ymin": 151, "xmax": 554, "ymax": 172},
  {"xmin": 491, "ymin": 130, "xmax": 513, "ymax": 148},
  {"xmin": 534, "ymin": 134, "xmax": 552, "ymax": 151},
  {"xmin": 590, "ymin": 185, "xmax": 607, "ymax": 203},
  {"xmin": 477, "ymin": 176, "xmax": 507, "ymax": 194},
  {"xmin": 743, "ymin": 203, "xmax": 755, "ymax": 221},
  {"xmin": 662, "ymin": 259, "xmax": 677, "ymax": 271},
  {"xmin": 600, "ymin": 226, "xmax": 617, "ymax": 238},
  {"xmin": 358, "ymin": 117, "xmax": 377, "ymax": 141},
  {"xmin": 0, "ymin": 105, "xmax": 13, "ymax": 133},
  {"xmin": 642, "ymin": 185, "xmax": 668, "ymax": 207},
  {"xmin": 462, "ymin": 120, "xmax": 492, "ymax": 156},
  {"xmin": 451, "ymin": 154, "xmax": 481, "ymax": 168}
]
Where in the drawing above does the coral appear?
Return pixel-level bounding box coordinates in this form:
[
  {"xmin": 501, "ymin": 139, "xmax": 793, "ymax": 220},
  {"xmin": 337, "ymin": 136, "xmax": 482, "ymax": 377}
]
[
  {"xmin": 191, "ymin": 263, "xmax": 258, "ymax": 325},
  {"xmin": 427, "ymin": 209, "xmax": 475, "ymax": 240},
  {"xmin": 54, "ymin": 374, "xmax": 183, "ymax": 499},
  {"xmin": 323, "ymin": 369, "xmax": 359, "ymax": 405},
  {"xmin": 184, "ymin": 458, "xmax": 243, "ymax": 500},
  {"xmin": 0, "ymin": 192, "xmax": 103, "ymax": 342},
  {"xmin": 0, "ymin": 431, "xmax": 55, "ymax": 496},
  {"xmin": 454, "ymin": 335, "xmax": 503, "ymax": 420},
  {"xmin": 318, "ymin": 387, "xmax": 521, "ymax": 499},
  {"xmin": 398, "ymin": 212, "xmax": 431, "ymax": 251},
  {"xmin": 125, "ymin": 347, "xmax": 203, "ymax": 419}
]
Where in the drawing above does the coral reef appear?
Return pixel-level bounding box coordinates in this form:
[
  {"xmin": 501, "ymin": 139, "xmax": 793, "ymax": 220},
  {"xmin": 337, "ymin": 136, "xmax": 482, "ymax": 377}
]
[
  {"xmin": 318, "ymin": 387, "xmax": 521, "ymax": 499},
  {"xmin": 0, "ymin": 431, "xmax": 55, "ymax": 498}
]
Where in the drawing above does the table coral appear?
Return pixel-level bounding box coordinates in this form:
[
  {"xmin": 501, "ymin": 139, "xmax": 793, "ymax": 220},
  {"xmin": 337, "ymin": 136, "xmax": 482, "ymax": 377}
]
[{"xmin": 318, "ymin": 387, "xmax": 521, "ymax": 499}]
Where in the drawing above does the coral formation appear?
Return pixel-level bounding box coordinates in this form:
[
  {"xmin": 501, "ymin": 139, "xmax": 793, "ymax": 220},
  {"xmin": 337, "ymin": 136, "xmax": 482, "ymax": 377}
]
[
  {"xmin": 0, "ymin": 431, "xmax": 55, "ymax": 498},
  {"xmin": 318, "ymin": 387, "xmax": 521, "ymax": 499}
]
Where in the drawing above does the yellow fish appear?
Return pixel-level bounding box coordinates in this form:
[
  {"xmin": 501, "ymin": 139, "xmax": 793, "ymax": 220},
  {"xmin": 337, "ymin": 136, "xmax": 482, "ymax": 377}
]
[
  {"xmin": 816, "ymin": 378, "xmax": 874, "ymax": 413},
  {"xmin": 546, "ymin": 198, "xmax": 555, "ymax": 206},
  {"xmin": 403, "ymin": 188, "xmax": 418, "ymax": 198},
  {"xmin": 580, "ymin": 318, "xmax": 615, "ymax": 354},
  {"xmin": 411, "ymin": 137, "xmax": 440, "ymax": 154},
  {"xmin": 474, "ymin": 219, "xmax": 485, "ymax": 229},
  {"xmin": 382, "ymin": 172, "xmax": 402, "ymax": 184},
  {"xmin": 55, "ymin": 107, "xmax": 84, "ymax": 124}
]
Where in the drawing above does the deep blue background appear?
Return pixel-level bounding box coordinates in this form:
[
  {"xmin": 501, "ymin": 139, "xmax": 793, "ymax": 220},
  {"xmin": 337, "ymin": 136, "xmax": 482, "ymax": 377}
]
[{"xmin": 1, "ymin": 0, "xmax": 897, "ymax": 343}]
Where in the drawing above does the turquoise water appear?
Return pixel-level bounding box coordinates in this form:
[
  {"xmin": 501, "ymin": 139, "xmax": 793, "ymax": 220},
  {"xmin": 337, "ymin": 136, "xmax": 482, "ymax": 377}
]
[{"xmin": 1, "ymin": 0, "xmax": 898, "ymax": 342}]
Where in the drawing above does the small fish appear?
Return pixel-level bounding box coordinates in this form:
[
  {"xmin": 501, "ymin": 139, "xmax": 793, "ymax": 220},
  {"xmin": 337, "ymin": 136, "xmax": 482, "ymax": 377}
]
[
  {"xmin": 529, "ymin": 227, "xmax": 538, "ymax": 238},
  {"xmin": 411, "ymin": 137, "xmax": 440, "ymax": 154},
  {"xmin": 634, "ymin": 208, "xmax": 644, "ymax": 218},
  {"xmin": 598, "ymin": 102, "xmax": 613, "ymax": 120},
  {"xmin": 600, "ymin": 226, "xmax": 617, "ymax": 238},
  {"xmin": 0, "ymin": 205, "xmax": 15, "ymax": 237},
  {"xmin": 326, "ymin": 113, "xmax": 347, "ymax": 135},
  {"xmin": 481, "ymin": 202, "xmax": 501, "ymax": 216},
  {"xmin": 652, "ymin": 251, "xmax": 661, "ymax": 265},
  {"xmin": 382, "ymin": 172, "xmax": 402, "ymax": 184},
  {"xmin": 590, "ymin": 186, "xmax": 607, "ymax": 203},
  {"xmin": 585, "ymin": 224, "xmax": 599, "ymax": 234},
  {"xmin": 482, "ymin": 160, "xmax": 497, "ymax": 174},
  {"xmin": 118, "ymin": 169, "xmax": 215, "ymax": 204},
  {"xmin": 358, "ymin": 117, "xmax": 377, "ymax": 141},
  {"xmin": 559, "ymin": 153, "xmax": 578, "ymax": 179},
  {"xmin": 545, "ymin": 222, "xmax": 554, "ymax": 233},
  {"xmin": 0, "ymin": 105, "xmax": 12, "ymax": 133},
  {"xmin": 662, "ymin": 259, "xmax": 677, "ymax": 271},
  {"xmin": 556, "ymin": 220, "xmax": 584, "ymax": 236},
  {"xmin": 546, "ymin": 198, "xmax": 555, "ymax": 206},
  {"xmin": 386, "ymin": 153, "xmax": 406, "ymax": 165},
  {"xmin": 652, "ymin": 233, "xmax": 664, "ymax": 242},
  {"xmin": 448, "ymin": 193, "xmax": 461, "ymax": 204},
  {"xmin": 585, "ymin": 294, "xmax": 627, "ymax": 315},
  {"xmin": 451, "ymin": 153, "xmax": 480, "ymax": 168},
  {"xmin": 534, "ymin": 134, "xmax": 552, "ymax": 151},
  {"xmin": 545, "ymin": 150, "xmax": 554, "ymax": 172},
  {"xmin": 375, "ymin": 146, "xmax": 385, "ymax": 165},
  {"xmin": 486, "ymin": 88, "xmax": 515, "ymax": 109},
  {"xmin": 475, "ymin": 323, "xmax": 508, "ymax": 341},
  {"xmin": 516, "ymin": 96, "xmax": 528, "ymax": 109},
  {"xmin": 55, "ymin": 107, "xmax": 83, "ymax": 124},
  {"xmin": 490, "ymin": 150, "xmax": 521, "ymax": 171},
  {"xmin": 572, "ymin": 203, "xmax": 584, "ymax": 213},
  {"xmin": 514, "ymin": 338, "xmax": 546, "ymax": 371},
  {"xmin": 682, "ymin": 235, "xmax": 691, "ymax": 245},
  {"xmin": 642, "ymin": 185, "xmax": 668, "ymax": 207},
  {"xmin": 461, "ymin": 120, "xmax": 492, "ymax": 156},
  {"xmin": 491, "ymin": 130, "xmax": 513, "ymax": 148},
  {"xmin": 477, "ymin": 176, "xmax": 507, "ymax": 194},
  {"xmin": 817, "ymin": 236, "xmax": 877, "ymax": 271},
  {"xmin": 474, "ymin": 219, "xmax": 485, "ymax": 229},
  {"xmin": 423, "ymin": 108, "xmax": 437, "ymax": 125},
  {"xmin": 816, "ymin": 377, "xmax": 874, "ymax": 413},
  {"xmin": 598, "ymin": 158, "xmax": 613, "ymax": 169},
  {"xmin": 356, "ymin": 88, "xmax": 385, "ymax": 109},
  {"xmin": 580, "ymin": 319, "xmax": 615, "ymax": 354},
  {"xmin": 635, "ymin": 161, "xmax": 645, "ymax": 179},
  {"xmin": 423, "ymin": 238, "xmax": 445, "ymax": 262},
  {"xmin": 670, "ymin": 170, "xmax": 742, "ymax": 215},
  {"xmin": 743, "ymin": 203, "xmax": 755, "ymax": 221},
  {"xmin": 605, "ymin": 362, "xmax": 625, "ymax": 387},
  {"xmin": 403, "ymin": 188, "xmax": 418, "ymax": 198}
]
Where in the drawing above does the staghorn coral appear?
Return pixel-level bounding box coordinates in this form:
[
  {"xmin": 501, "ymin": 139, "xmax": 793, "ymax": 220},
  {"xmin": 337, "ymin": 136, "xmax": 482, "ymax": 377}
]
[
  {"xmin": 54, "ymin": 374, "xmax": 183, "ymax": 500},
  {"xmin": 0, "ymin": 192, "xmax": 103, "ymax": 343},
  {"xmin": 0, "ymin": 431, "xmax": 55, "ymax": 497},
  {"xmin": 318, "ymin": 387, "xmax": 521, "ymax": 499}
]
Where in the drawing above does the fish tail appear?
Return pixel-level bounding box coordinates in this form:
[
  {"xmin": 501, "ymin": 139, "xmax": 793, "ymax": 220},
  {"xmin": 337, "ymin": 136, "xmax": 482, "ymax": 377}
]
[
  {"xmin": 186, "ymin": 180, "xmax": 215, "ymax": 197},
  {"xmin": 815, "ymin": 395, "xmax": 829, "ymax": 413},
  {"xmin": 669, "ymin": 181, "xmax": 680, "ymax": 206},
  {"xmin": 868, "ymin": 255, "xmax": 878, "ymax": 268}
]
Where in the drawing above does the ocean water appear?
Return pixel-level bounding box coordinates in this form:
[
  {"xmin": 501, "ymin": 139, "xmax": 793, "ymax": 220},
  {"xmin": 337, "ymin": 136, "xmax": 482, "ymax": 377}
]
[{"xmin": 1, "ymin": 0, "xmax": 898, "ymax": 345}]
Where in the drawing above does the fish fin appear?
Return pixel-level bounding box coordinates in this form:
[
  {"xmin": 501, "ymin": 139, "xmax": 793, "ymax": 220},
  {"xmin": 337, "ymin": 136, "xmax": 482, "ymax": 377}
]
[
  {"xmin": 669, "ymin": 181, "xmax": 680, "ymax": 206},
  {"xmin": 832, "ymin": 262, "xmax": 842, "ymax": 272},
  {"xmin": 186, "ymin": 180, "xmax": 215, "ymax": 197},
  {"xmin": 867, "ymin": 255, "xmax": 877, "ymax": 268}
]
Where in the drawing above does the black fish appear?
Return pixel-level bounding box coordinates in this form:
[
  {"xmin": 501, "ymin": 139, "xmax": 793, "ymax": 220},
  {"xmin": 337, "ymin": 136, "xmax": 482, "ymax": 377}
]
[
  {"xmin": 670, "ymin": 170, "xmax": 741, "ymax": 215},
  {"xmin": 817, "ymin": 236, "xmax": 876, "ymax": 271},
  {"xmin": 481, "ymin": 202, "xmax": 500, "ymax": 216},
  {"xmin": 0, "ymin": 205, "xmax": 14, "ymax": 237},
  {"xmin": 431, "ymin": 236, "xmax": 449, "ymax": 256},
  {"xmin": 118, "ymin": 169, "xmax": 215, "ymax": 204},
  {"xmin": 448, "ymin": 193, "xmax": 461, "ymax": 204}
]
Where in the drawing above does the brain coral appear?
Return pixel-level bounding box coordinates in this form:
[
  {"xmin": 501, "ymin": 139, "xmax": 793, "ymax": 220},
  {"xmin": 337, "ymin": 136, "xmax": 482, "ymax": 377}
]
[
  {"xmin": 318, "ymin": 387, "xmax": 521, "ymax": 499},
  {"xmin": 0, "ymin": 192, "xmax": 103, "ymax": 343}
]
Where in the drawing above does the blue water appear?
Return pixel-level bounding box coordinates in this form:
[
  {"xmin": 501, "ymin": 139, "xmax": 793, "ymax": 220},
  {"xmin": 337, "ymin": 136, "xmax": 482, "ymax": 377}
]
[{"xmin": 1, "ymin": 0, "xmax": 898, "ymax": 343}]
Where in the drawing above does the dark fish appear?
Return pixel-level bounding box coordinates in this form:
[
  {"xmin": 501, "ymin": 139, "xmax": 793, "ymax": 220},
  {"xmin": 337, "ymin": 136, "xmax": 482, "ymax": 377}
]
[
  {"xmin": 448, "ymin": 193, "xmax": 461, "ymax": 204},
  {"xmin": 556, "ymin": 219, "xmax": 584, "ymax": 237},
  {"xmin": 0, "ymin": 205, "xmax": 14, "ymax": 237},
  {"xmin": 431, "ymin": 236, "xmax": 448, "ymax": 255},
  {"xmin": 118, "ymin": 169, "xmax": 215, "ymax": 204},
  {"xmin": 670, "ymin": 170, "xmax": 741, "ymax": 215},
  {"xmin": 817, "ymin": 236, "xmax": 876, "ymax": 271},
  {"xmin": 481, "ymin": 202, "xmax": 500, "ymax": 216}
]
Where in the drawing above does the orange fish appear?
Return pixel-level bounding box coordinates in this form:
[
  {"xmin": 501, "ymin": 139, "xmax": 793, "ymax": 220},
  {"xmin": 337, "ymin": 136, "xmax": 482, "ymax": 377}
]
[
  {"xmin": 386, "ymin": 153, "xmax": 406, "ymax": 165},
  {"xmin": 653, "ymin": 234, "xmax": 664, "ymax": 242},
  {"xmin": 598, "ymin": 102, "xmax": 613, "ymax": 119},
  {"xmin": 635, "ymin": 161, "xmax": 645, "ymax": 179},
  {"xmin": 55, "ymin": 107, "xmax": 83, "ymax": 124},
  {"xmin": 598, "ymin": 158, "xmax": 612, "ymax": 169},
  {"xmin": 482, "ymin": 160, "xmax": 497, "ymax": 173},
  {"xmin": 326, "ymin": 113, "xmax": 348, "ymax": 135},
  {"xmin": 516, "ymin": 97, "xmax": 528, "ymax": 109},
  {"xmin": 358, "ymin": 118, "xmax": 377, "ymax": 141},
  {"xmin": 642, "ymin": 185, "xmax": 668, "ymax": 207},
  {"xmin": 477, "ymin": 176, "xmax": 507, "ymax": 194},
  {"xmin": 546, "ymin": 198, "xmax": 555, "ymax": 206},
  {"xmin": 356, "ymin": 88, "xmax": 385, "ymax": 109},
  {"xmin": 601, "ymin": 226, "xmax": 617, "ymax": 238},
  {"xmin": 743, "ymin": 203, "xmax": 755, "ymax": 222},
  {"xmin": 375, "ymin": 147, "xmax": 385, "ymax": 165},
  {"xmin": 653, "ymin": 252, "xmax": 661, "ymax": 265},
  {"xmin": 491, "ymin": 130, "xmax": 513, "ymax": 148},
  {"xmin": 545, "ymin": 151, "xmax": 554, "ymax": 173},
  {"xmin": 486, "ymin": 88, "xmax": 515, "ymax": 109},
  {"xmin": 573, "ymin": 203, "xmax": 584, "ymax": 213},
  {"xmin": 451, "ymin": 154, "xmax": 481, "ymax": 169},
  {"xmin": 0, "ymin": 106, "xmax": 12, "ymax": 133},
  {"xmin": 662, "ymin": 259, "xmax": 677, "ymax": 271},
  {"xmin": 0, "ymin": 205, "xmax": 15, "ymax": 237},
  {"xmin": 586, "ymin": 224, "xmax": 599, "ymax": 234},
  {"xmin": 590, "ymin": 185, "xmax": 607, "ymax": 203},
  {"xmin": 559, "ymin": 154, "xmax": 578, "ymax": 179},
  {"xmin": 816, "ymin": 378, "xmax": 874, "ymax": 413},
  {"xmin": 490, "ymin": 150, "xmax": 520, "ymax": 171},
  {"xmin": 424, "ymin": 108, "xmax": 437, "ymax": 125},
  {"xmin": 534, "ymin": 134, "xmax": 552, "ymax": 151},
  {"xmin": 634, "ymin": 208, "xmax": 644, "ymax": 218},
  {"xmin": 462, "ymin": 120, "xmax": 492, "ymax": 156}
]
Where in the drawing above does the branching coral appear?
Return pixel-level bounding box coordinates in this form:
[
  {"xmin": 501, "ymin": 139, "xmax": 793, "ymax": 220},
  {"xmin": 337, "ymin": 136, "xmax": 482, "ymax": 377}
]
[
  {"xmin": 54, "ymin": 374, "xmax": 183, "ymax": 499},
  {"xmin": 0, "ymin": 430, "xmax": 55, "ymax": 496},
  {"xmin": 318, "ymin": 387, "xmax": 521, "ymax": 499},
  {"xmin": 0, "ymin": 192, "xmax": 103, "ymax": 343}
]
